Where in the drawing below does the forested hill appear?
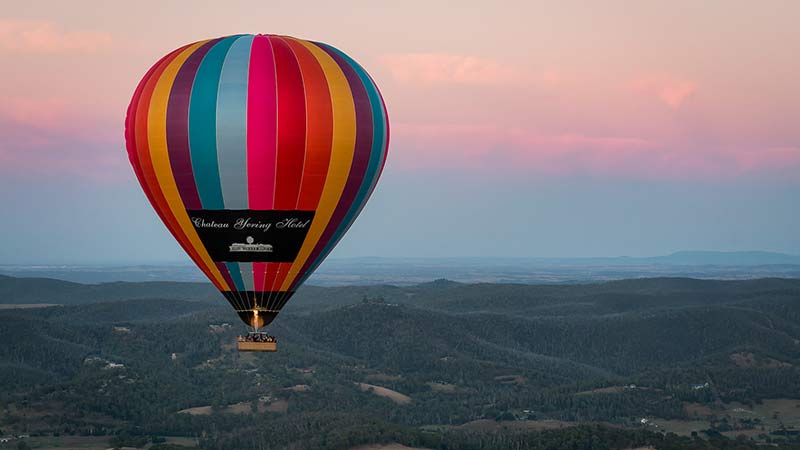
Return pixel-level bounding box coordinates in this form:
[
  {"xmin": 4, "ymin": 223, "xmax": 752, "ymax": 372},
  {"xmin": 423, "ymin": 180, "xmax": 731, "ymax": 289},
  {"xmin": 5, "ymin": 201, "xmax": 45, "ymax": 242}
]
[
  {"xmin": 4, "ymin": 273, "xmax": 798, "ymax": 313},
  {"xmin": 0, "ymin": 276, "xmax": 799, "ymax": 450},
  {"xmin": 0, "ymin": 274, "xmax": 218, "ymax": 305}
]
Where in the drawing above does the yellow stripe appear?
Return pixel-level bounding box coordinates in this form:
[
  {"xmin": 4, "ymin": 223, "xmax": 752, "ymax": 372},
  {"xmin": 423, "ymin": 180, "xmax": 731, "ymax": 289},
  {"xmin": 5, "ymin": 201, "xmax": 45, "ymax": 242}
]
[
  {"xmin": 279, "ymin": 38, "xmax": 356, "ymax": 291},
  {"xmin": 147, "ymin": 41, "xmax": 230, "ymax": 290}
]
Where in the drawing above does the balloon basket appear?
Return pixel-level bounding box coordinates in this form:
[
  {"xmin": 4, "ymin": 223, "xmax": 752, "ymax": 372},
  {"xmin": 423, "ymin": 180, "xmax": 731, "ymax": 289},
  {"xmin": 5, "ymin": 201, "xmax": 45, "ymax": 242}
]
[
  {"xmin": 238, "ymin": 341, "xmax": 277, "ymax": 352},
  {"xmin": 237, "ymin": 332, "xmax": 277, "ymax": 352}
]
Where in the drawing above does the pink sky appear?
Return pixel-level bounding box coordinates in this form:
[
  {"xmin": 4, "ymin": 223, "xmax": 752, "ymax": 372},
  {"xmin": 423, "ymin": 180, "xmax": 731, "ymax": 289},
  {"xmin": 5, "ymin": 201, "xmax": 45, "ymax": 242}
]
[{"xmin": 1, "ymin": 0, "xmax": 798, "ymax": 182}]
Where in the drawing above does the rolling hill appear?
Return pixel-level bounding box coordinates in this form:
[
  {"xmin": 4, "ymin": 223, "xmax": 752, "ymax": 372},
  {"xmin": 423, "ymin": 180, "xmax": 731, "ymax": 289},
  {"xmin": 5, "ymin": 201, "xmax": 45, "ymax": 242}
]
[{"xmin": 0, "ymin": 275, "xmax": 798, "ymax": 449}]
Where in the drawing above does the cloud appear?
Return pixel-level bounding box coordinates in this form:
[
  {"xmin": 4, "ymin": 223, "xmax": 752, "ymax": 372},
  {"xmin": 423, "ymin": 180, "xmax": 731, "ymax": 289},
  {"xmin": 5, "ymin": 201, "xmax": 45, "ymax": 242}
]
[
  {"xmin": 390, "ymin": 123, "xmax": 655, "ymax": 174},
  {"xmin": 0, "ymin": 20, "xmax": 112, "ymax": 53},
  {"xmin": 2, "ymin": 97, "xmax": 72, "ymax": 129},
  {"xmin": 735, "ymin": 146, "xmax": 800, "ymax": 172},
  {"xmin": 631, "ymin": 76, "xmax": 697, "ymax": 109},
  {"xmin": 0, "ymin": 97, "xmax": 124, "ymax": 182},
  {"xmin": 380, "ymin": 53, "xmax": 528, "ymax": 86},
  {"xmin": 389, "ymin": 122, "xmax": 800, "ymax": 181}
]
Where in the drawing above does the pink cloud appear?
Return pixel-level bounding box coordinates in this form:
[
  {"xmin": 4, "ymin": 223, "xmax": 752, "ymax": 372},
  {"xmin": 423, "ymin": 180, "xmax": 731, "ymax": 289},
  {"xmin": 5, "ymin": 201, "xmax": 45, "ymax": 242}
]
[
  {"xmin": 3, "ymin": 97, "xmax": 73, "ymax": 129},
  {"xmin": 389, "ymin": 122, "xmax": 800, "ymax": 181},
  {"xmin": 631, "ymin": 77, "xmax": 697, "ymax": 109},
  {"xmin": 0, "ymin": 20, "xmax": 112, "ymax": 53},
  {"xmin": 0, "ymin": 97, "xmax": 124, "ymax": 181},
  {"xmin": 391, "ymin": 123, "xmax": 655, "ymax": 174},
  {"xmin": 380, "ymin": 53, "xmax": 530, "ymax": 86},
  {"xmin": 735, "ymin": 147, "xmax": 800, "ymax": 172}
]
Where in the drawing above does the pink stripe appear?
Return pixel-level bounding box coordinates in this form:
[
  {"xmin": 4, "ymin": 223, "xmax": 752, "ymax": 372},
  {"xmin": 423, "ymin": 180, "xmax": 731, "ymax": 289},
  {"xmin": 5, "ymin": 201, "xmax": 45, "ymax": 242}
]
[{"xmin": 247, "ymin": 34, "xmax": 278, "ymax": 209}]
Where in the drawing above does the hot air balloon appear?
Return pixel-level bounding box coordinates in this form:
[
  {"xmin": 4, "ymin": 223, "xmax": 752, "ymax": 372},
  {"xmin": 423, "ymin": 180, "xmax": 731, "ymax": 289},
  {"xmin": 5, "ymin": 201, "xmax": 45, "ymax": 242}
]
[{"xmin": 124, "ymin": 34, "xmax": 389, "ymax": 351}]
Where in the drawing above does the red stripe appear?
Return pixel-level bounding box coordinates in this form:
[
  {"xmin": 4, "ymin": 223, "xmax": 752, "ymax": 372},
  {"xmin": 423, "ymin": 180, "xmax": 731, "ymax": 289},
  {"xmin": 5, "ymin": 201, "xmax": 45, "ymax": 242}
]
[
  {"xmin": 285, "ymin": 37, "xmax": 333, "ymax": 210},
  {"xmin": 269, "ymin": 38, "xmax": 334, "ymax": 293},
  {"xmin": 264, "ymin": 263, "xmax": 281, "ymax": 301},
  {"xmin": 270, "ymin": 36, "xmax": 306, "ymax": 209},
  {"xmin": 267, "ymin": 37, "xmax": 311, "ymax": 293},
  {"xmin": 254, "ymin": 264, "xmax": 266, "ymax": 289}
]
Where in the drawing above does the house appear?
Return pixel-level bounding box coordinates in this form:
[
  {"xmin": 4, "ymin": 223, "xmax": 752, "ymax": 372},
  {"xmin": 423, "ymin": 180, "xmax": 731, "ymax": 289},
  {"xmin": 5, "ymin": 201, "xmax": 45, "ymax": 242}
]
[{"xmin": 208, "ymin": 323, "xmax": 231, "ymax": 333}]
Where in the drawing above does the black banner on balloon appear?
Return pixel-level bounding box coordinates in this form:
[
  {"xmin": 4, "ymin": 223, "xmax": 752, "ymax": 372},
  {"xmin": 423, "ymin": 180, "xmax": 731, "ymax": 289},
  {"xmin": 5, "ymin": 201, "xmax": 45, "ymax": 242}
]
[{"xmin": 186, "ymin": 210, "xmax": 315, "ymax": 262}]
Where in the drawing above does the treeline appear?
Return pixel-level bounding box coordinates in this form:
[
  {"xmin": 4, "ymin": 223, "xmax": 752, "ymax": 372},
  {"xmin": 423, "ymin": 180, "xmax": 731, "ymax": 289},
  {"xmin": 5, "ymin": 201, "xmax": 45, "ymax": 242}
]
[{"xmin": 199, "ymin": 416, "xmax": 800, "ymax": 450}]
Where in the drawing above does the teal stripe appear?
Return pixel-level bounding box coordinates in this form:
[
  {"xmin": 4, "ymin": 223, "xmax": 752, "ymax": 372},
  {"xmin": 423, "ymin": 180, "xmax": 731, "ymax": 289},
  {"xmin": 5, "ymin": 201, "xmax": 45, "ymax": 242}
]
[
  {"xmin": 216, "ymin": 35, "xmax": 253, "ymax": 209},
  {"xmin": 226, "ymin": 262, "xmax": 245, "ymax": 290},
  {"xmin": 188, "ymin": 36, "xmax": 240, "ymax": 209},
  {"xmin": 238, "ymin": 262, "xmax": 254, "ymax": 291},
  {"xmin": 297, "ymin": 47, "xmax": 388, "ymax": 285}
]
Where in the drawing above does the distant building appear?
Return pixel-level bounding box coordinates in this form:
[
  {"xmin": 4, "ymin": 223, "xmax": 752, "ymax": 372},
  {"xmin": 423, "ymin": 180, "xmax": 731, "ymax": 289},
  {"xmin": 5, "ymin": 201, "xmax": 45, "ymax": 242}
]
[{"xmin": 208, "ymin": 323, "xmax": 232, "ymax": 333}]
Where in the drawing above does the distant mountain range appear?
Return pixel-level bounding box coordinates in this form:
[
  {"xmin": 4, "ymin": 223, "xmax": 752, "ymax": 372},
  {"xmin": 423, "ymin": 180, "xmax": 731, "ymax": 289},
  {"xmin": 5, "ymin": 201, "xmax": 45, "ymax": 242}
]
[
  {"xmin": 609, "ymin": 250, "xmax": 800, "ymax": 266},
  {"xmin": 0, "ymin": 251, "xmax": 798, "ymax": 285},
  {"xmin": 341, "ymin": 250, "xmax": 800, "ymax": 266}
]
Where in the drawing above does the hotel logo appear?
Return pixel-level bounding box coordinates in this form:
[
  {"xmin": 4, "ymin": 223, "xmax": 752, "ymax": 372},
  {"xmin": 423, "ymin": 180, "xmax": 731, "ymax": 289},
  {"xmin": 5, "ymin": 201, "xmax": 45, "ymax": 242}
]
[{"xmin": 229, "ymin": 236, "xmax": 273, "ymax": 253}]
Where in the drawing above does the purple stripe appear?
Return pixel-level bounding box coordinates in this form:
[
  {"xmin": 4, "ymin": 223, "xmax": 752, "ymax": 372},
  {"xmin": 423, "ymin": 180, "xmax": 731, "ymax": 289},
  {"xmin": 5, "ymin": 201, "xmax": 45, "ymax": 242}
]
[
  {"xmin": 291, "ymin": 43, "xmax": 374, "ymax": 288},
  {"xmin": 215, "ymin": 262, "xmax": 235, "ymax": 288},
  {"xmin": 166, "ymin": 39, "xmax": 220, "ymax": 210}
]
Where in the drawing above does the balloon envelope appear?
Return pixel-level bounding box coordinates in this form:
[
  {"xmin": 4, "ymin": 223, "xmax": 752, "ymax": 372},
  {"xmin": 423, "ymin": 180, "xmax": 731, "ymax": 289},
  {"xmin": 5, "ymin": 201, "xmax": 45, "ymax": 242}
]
[{"xmin": 125, "ymin": 34, "xmax": 389, "ymax": 327}]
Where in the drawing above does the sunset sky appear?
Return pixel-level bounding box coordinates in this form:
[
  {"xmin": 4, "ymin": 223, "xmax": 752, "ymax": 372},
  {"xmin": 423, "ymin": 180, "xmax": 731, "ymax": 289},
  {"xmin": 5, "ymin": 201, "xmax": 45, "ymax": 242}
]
[{"xmin": 1, "ymin": 1, "xmax": 798, "ymax": 264}]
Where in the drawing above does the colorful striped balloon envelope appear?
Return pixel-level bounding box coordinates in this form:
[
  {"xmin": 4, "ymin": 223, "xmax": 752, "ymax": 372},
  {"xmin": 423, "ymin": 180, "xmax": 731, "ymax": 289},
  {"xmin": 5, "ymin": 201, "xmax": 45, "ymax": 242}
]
[{"xmin": 125, "ymin": 34, "xmax": 389, "ymax": 328}]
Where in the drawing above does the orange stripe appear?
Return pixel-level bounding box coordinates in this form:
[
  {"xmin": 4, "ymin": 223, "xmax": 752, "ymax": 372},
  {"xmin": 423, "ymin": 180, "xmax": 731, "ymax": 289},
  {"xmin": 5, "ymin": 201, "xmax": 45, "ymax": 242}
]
[
  {"xmin": 278, "ymin": 38, "xmax": 357, "ymax": 291},
  {"xmin": 127, "ymin": 47, "xmax": 187, "ymax": 237},
  {"xmin": 134, "ymin": 43, "xmax": 228, "ymax": 290},
  {"xmin": 146, "ymin": 41, "xmax": 230, "ymax": 290}
]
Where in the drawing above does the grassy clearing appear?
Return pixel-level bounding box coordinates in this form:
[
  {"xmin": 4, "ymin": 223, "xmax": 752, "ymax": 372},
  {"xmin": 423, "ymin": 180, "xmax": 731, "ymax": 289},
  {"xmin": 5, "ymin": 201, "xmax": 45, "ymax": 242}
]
[
  {"xmin": 493, "ymin": 375, "xmax": 525, "ymax": 385},
  {"xmin": 356, "ymin": 383, "xmax": 412, "ymax": 405},
  {"xmin": 15, "ymin": 436, "xmax": 109, "ymax": 450},
  {"xmin": 649, "ymin": 419, "xmax": 710, "ymax": 436},
  {"xmin": 283, "ymin": 384, "xmax": 311, "ymax": 392},
  {"xmin": 575, "ymin": 386, "xmax": 627, "ymax": 396},
  {"xmin": 177, "ymin": 399, "xmax": 288, "ymax": 415},
  {"xmin": 458, "ymin": 419, "xmax": 577, "ymax": 432},
  {"xmin": 0, "ymin": 304, "xmax": 60, "ymax": 309},
  {"xmin": 365, "ymin": 373, "xmax": 402, "ymax": 382},
  {"xmin": 427, "ymin": 382, "xmax": 458, "ymax": 393},
  {"xmin": 350, "ymin": 444, "xmax": 431, "ymax": 450}
]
